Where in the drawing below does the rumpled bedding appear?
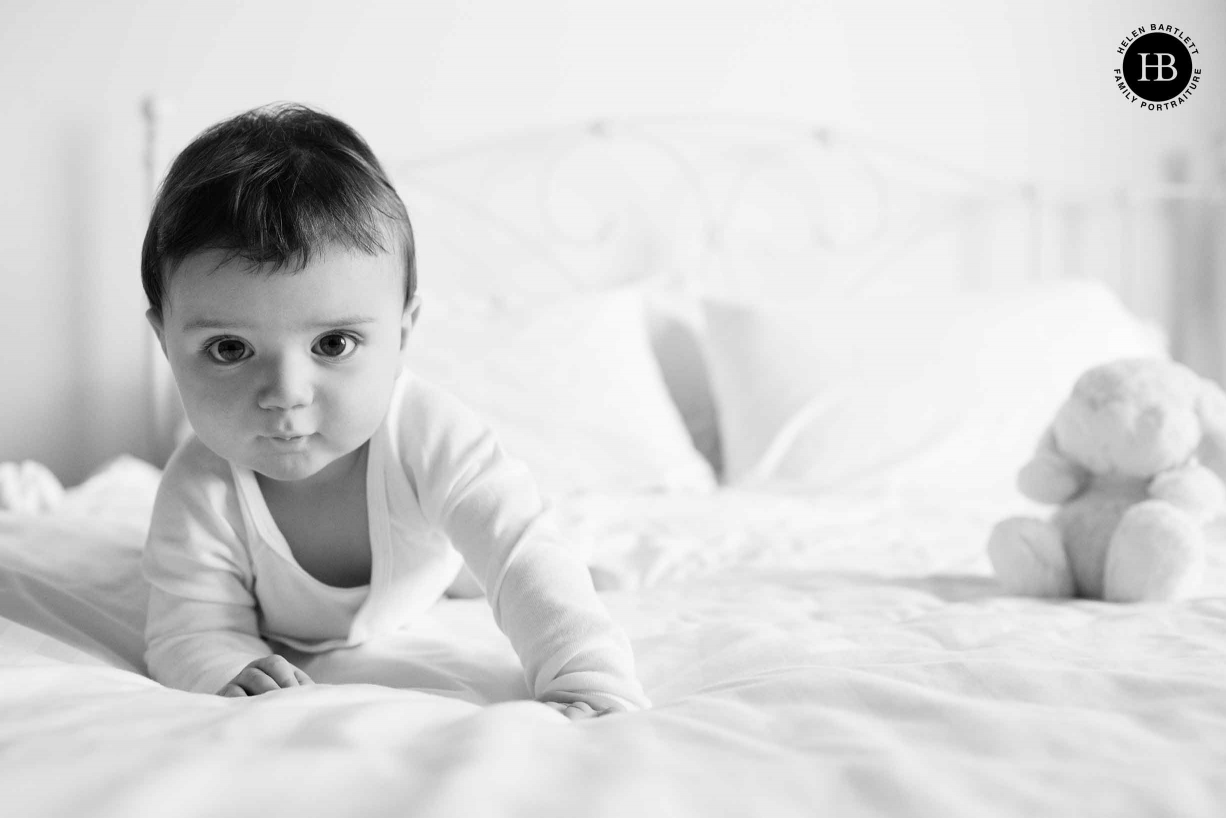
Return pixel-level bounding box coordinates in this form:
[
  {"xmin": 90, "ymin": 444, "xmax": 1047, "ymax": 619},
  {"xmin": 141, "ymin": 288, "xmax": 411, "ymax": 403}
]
[{"xmin": 2, "ymin": 457, "xmax": 1225, "ymax": 817}]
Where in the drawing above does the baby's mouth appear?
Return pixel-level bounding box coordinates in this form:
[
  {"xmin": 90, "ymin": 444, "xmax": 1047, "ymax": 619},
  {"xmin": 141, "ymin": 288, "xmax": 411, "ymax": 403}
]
[
  {"xmin": 264, "ymin": 433, "xmax": 315, "ymax": 446},
  {"xmin": 266, "ymin": 427, "xmax": 314, "ymax": 438}
]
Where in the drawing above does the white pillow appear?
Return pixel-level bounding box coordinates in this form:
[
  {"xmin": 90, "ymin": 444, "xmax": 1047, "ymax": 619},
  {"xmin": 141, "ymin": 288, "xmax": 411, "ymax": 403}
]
[
  {"xmin": 642, "ymin": 290, "xmax": 723, "ymax": 476},
  {"xmin": 408, "ymin": 287, "xmax": 717, "ymax": 497},
  {"xmin": 702, "ymin": 281, "xmax": 1168, "ymax": 494}
]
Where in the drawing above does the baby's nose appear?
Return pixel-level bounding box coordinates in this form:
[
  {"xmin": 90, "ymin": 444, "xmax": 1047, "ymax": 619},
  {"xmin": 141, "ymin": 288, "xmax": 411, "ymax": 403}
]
[{"xmin": 258, "ymin": 356, "xmax": 314, "ymax": 411}]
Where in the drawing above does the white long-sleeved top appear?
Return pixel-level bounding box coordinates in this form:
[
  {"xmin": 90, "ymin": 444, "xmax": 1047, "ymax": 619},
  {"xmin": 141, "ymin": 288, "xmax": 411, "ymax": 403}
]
[{"xmin": 142, "ymin": 372, "xmax": 650, "ymax": 711}]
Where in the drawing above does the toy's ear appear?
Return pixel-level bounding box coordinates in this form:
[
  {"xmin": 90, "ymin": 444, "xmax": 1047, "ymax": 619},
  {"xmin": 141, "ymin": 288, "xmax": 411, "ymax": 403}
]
[
  {"xmin": 1017, "ymin": 423, "xmax": 1089, "ymax": 504},
  {"xmin": 1197, "ymin": 378, "xmax": 1226, "ymax": 476},
  {"xmin": 1198, "ymin": 378, "xmax": 1226, "ymax": 439}
]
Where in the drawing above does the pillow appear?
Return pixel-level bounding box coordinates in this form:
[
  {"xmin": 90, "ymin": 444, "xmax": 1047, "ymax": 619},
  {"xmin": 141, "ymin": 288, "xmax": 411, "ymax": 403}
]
[
  {"xmin": 702, "ymin": 281, "xmax": 1168, "ymax": 494},
  {"xmin": 408, "ymin": 287, "xmax": 717, "ymax": 497},
  {"xmin": 642, "ymin": 290, "xmax": 723, "ymax": 476}
]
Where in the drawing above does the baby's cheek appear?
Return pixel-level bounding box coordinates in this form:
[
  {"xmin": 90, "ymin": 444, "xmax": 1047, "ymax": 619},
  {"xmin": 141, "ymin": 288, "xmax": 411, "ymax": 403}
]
[
  {"xmin": 337, "ymin": 375, "xmax": 396, "ymax": 435},
  {"xmin": 179, "ymin": 379, "xmax": 247, "ymax": 440}
]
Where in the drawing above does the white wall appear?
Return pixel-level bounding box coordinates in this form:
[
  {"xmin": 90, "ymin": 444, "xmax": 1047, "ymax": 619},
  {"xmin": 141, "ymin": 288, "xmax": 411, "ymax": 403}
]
[{"xmin": 2, "ymin": 0, "xmax": 1223, "ymax": 484}]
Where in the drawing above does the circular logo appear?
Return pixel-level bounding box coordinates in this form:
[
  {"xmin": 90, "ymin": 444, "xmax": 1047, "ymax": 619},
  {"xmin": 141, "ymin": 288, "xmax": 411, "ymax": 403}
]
[
  {"xmin": 1114, "ymin": 25, "xmax": 1202, "ymax": 111},
  {"xmin": 1123, "ymin": 33, "xmax": 1192, "ymax": 100}
]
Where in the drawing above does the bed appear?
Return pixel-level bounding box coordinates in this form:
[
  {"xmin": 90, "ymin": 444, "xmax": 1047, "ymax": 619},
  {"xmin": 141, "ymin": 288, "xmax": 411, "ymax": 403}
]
[{"xmin": 2, "ymin": 106, "xmax": 1225, "ymax": 817}]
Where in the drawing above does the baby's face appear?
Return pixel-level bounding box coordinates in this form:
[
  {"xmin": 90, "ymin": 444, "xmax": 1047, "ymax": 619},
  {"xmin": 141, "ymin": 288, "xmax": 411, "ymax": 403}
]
[{"xmin": 150, "ymin": 245, "xmax": 415, "ymax": 484}]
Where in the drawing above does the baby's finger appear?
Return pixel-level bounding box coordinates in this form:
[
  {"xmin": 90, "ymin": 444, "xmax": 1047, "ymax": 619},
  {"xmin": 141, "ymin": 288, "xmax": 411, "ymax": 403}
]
[
  {"xmin": 561, "ymin": 702, "xmax": 599, "ymax": 721},
  {"xmin": 292, "ymin": 667, "xmax": 314, "ymax": 685},
  {"xmin": 219, "ymin": 683, "xmax": 248, "ymax": 698},
  {"xmin": 237, "ymin": 669, "xmax": 282, "ymax": 695},
  {"xmin": 254, "ymin": 655, "xmax": 302, "ymax": 688}
]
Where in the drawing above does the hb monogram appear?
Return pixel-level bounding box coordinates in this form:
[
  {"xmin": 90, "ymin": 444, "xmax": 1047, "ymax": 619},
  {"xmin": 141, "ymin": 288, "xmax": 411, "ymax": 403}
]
[{"xmin": 1137, "ymin": 53, "xmax": 1178, "ymax": 82}]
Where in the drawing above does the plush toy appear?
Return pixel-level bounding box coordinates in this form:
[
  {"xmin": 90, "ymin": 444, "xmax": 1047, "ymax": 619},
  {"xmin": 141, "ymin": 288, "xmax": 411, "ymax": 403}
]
[{"xmin": 987, "ymin": 358, "xmax": 1226, "ymax": 602}]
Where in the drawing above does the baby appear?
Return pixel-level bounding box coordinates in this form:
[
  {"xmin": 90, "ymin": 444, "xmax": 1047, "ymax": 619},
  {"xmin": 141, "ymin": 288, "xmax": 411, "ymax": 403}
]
[{"xmin": 139, "ymin": 103, "xmax": 650, "ymax": 719}]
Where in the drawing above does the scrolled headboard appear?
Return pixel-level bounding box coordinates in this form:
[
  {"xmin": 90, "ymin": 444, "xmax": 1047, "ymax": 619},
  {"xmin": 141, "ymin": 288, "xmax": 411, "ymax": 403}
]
[{"xmin": 380, "ymin": 116, "xmax": 1041, "ymax": 304}]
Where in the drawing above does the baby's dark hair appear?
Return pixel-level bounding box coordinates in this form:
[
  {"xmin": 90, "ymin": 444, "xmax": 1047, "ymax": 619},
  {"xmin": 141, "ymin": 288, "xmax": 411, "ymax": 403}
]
[{"xmin": 141, "ymin": 102, "xmax": 415, "ymax": 321}]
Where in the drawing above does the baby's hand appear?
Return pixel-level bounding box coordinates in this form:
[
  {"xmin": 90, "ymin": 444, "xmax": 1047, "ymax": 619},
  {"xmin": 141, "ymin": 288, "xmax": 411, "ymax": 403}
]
[
  {"xmin": 541, "ymin": 700, "xmax": 624, "ymax": 721},
  {"xmin": 218, "ymin": 655, "xmax": 314, "ymax": 697}
]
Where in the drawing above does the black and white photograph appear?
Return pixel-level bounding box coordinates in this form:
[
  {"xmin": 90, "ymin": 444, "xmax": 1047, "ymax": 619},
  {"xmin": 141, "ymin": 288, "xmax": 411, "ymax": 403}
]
[{"xmin": 1, "ymin": 1, "xmax": 1224, "ymax": 816}]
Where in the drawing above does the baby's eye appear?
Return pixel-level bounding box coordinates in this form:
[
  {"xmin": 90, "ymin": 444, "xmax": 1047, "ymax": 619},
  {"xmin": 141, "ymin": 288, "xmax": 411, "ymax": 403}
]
[
  {"xmin": 205, "ymin": 338, "xmax": 251, "ymax": 364},
  {"xmin": 313, "ymin": 333, "xmax": 358, "ymax": 359}
]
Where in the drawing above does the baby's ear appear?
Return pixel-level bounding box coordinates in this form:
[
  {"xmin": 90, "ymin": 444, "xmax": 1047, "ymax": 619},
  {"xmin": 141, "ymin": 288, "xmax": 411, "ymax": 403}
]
[
  {"xmin": 145, "ymin": 308, "xmax": 167, "ymax": 357},
  {"xmin": 400, "ymin": 295, "xmax": 423, "ymax": 352}
]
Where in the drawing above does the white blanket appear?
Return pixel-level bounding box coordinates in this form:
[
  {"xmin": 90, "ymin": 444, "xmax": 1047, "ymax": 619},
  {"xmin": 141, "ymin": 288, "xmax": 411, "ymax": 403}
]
[{"xmin": 2, "ymin": 458, "xmax": 1225, "ymax": 817}]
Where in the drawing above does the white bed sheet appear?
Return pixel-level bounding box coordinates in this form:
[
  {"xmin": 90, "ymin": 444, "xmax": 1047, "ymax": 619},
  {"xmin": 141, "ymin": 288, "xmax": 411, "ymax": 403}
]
[{"xmin": 2, "ymin": 460, "xmax": 1226, "ymax": 817}]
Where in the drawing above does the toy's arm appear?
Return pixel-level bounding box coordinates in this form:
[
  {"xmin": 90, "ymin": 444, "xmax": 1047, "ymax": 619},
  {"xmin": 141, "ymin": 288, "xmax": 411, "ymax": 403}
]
[
  {"xmin": 1148, "ymin": 462, "xmax": 1226, "ymax": 522},
  {"xmin": 1016, "ymin": 427, "xmax": 1090, "ymax": 504}
]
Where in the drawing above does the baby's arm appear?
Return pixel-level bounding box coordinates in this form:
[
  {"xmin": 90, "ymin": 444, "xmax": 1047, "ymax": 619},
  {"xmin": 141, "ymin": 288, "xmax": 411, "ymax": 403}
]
[
  {"xmin": 409, "ymin": 386, "xmax": 650, "ymax": 715},
  {"xmin": 144, "ymin": 442, "xmax": 309, "ymax": 695},
  {"xmin": 451, "ymin": 496, "xmax": 650, "ymax": 715}
]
